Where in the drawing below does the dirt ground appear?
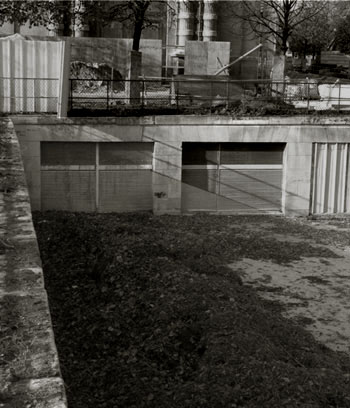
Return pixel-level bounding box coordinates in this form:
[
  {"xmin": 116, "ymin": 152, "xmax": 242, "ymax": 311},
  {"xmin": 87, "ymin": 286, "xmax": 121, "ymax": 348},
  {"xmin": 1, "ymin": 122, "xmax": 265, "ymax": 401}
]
[
  {"xmin": 231, "ymin": 220, "xmax": 350, "ymax": 353},
  {"xmin": 33, "ymin": 212, "xmax": 350, "ymax": 408}
]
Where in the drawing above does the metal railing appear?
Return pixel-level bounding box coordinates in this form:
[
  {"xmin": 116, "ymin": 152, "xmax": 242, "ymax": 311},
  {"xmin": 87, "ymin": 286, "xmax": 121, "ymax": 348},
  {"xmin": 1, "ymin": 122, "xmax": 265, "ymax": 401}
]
[
  {"xmin": 1, "ymin": 77, "xmax": 350, "ymax": 115},
  {"xmin": 0, "ymin": 78, "xmax": 59, "ymax": 113},
  {"xmin": 69, "ymin": 77, "xmax": 350, "ymax": 115}
]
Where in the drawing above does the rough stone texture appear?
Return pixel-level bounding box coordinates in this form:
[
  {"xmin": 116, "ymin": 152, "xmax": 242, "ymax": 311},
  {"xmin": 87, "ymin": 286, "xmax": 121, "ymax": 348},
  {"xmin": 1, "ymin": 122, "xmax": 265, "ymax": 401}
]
[{"xmin": 0, "ymin": 119, "xmax": 67, "ymax": 408}]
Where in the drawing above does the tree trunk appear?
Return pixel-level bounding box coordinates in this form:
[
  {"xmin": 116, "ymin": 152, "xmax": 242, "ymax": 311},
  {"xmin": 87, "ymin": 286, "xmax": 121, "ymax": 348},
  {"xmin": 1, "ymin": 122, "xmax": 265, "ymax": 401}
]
[
  {"xmin": 13, "ymin": 21, "xmax": 20, "ymax": 34},
  {"xmin": 132, "ymin": 19, "xmax": 143, "ymax": 51}
]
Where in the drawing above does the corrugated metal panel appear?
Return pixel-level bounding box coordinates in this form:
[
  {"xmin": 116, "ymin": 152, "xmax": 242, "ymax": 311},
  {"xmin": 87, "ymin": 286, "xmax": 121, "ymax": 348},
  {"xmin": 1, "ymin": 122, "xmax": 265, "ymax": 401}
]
[
  {"xmin": 0, "ymin": 35, "xmax": 61, "ymax": 113},
  {"xmin": 41, "ymin": 142, "xmax": 96, "ymax": 165},
  {"xmin": 99, "ymin": 170, "xmax": 153, "ymax": 212},
  {"xmin": 218, "ymin": 169, "xmax": 282, "ymax": 212},
  {"xmin": 41, "ymin": 170, "xmax": 96, "ymax": 212},
  {"xmin": 312, "ymin": 143, "xmax": 349, "ymax": 214}
]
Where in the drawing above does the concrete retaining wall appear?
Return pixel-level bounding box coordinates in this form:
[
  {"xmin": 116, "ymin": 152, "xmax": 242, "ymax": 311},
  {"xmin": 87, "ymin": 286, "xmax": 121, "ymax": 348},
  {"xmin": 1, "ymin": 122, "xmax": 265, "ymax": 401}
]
[
  {"xmin": 0, "ymin": 119, "xmax": 67, "ymax": 407},
  {"xmin": 13, "ymin": 115, "xmax": 350, "ymax": 216}
]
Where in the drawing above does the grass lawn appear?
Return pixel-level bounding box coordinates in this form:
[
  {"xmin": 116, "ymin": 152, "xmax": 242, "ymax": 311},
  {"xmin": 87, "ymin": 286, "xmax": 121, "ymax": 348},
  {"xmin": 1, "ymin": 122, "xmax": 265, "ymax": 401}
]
[{"xmin": 33, "ymin": 212, "xmax": 350, "ymax": 408}]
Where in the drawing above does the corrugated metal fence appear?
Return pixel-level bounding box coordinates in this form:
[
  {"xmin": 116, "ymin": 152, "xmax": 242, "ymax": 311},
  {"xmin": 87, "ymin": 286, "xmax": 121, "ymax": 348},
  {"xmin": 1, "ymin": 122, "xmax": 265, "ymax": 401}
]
[
  {"xmin": 311, "ymin": 143, "xmax": 350, "ymax": 214},
  {"xmin": 0, "ymin": 34, "xmax": 63, "ymax": 113}
]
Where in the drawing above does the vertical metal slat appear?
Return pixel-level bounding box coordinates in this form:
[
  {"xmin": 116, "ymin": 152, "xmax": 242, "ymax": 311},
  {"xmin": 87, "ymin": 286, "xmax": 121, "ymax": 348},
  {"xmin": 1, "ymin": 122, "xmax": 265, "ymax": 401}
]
[{"xmin": 327, "ymin": 143, "xmax": 338, "ymax": 213}]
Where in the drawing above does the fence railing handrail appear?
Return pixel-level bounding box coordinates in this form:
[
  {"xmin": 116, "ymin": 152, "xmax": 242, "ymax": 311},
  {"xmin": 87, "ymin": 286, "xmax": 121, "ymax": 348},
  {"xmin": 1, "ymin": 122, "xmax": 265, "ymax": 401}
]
[
  {"xmin": 0, "ymin": 77, "xmax": 59, "ymax": 79},
  {"xmin": 68, "ymin": 77, "xmax": 350, "ymax": 85}
]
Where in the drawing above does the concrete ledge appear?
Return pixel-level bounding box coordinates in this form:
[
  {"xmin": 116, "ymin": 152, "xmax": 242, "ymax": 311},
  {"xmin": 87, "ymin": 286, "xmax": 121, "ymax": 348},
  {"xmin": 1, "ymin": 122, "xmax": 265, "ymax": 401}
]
[
  {"xmin": 10, "ymin": 114, "xmax": 350, "ymax": 127},
  {"xmin": 0, "ymin": 119, "xmax": 67, "ymax": 407}
]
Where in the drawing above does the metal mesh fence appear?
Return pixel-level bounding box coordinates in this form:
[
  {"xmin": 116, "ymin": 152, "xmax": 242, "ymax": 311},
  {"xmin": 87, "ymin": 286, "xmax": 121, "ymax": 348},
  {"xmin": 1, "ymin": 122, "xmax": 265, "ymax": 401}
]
[
  {"xmin": 0, "ymin": 78, "xmax": 59, "ymax": 113},
  {"xmin": 69, "ymin": 77, "xmax": 350, "ymax": 114}
]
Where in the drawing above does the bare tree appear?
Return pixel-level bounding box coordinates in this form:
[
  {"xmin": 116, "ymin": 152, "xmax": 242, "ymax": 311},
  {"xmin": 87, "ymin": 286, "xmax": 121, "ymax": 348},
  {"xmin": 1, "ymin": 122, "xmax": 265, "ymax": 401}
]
[
  {"xmin": 235, "ymin": 1, "xmax": 328, "ymax": 55},
  {"xmin": 0, "ymin": 0, "xmax": 170, "ymax": 50}
]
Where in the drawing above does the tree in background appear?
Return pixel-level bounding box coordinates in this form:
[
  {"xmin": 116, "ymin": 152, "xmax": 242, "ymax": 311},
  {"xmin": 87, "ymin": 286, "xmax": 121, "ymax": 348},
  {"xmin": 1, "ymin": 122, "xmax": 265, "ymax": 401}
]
[
  {"xmin": 0, "ymin": 0, "xmax": 168, "ymax": 50},
  {"xmin": 82, "ymin": 0, "xmax": 168, "ymax": 51},
  {"xmin": 0, "ymin": 0, "xmax": 75, "ymax": 35},
  {"xmin": 288, "ymin": 4, "xmax": 332, "ymax": 58},
  {"xmin": 333, "ymin": 1, "xmax": 350, "ymax": 54},
  {"xmin": 234, "ymin": 0, "xmax": 328, "ymax": 55}
]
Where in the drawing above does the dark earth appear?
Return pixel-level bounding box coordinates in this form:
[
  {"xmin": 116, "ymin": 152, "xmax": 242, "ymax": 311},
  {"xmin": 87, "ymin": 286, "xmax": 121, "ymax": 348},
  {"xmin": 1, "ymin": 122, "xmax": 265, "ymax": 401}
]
[{"xmin": 33, "ymin": 212, "xmax": 350, "ymax": 408}]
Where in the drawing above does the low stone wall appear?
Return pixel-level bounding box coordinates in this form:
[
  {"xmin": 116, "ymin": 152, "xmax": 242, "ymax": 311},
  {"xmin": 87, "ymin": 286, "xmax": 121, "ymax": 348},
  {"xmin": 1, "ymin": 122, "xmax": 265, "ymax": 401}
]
[{"xmin": 0, "ymin": 119, "xmax": 67, "ymax": 407}]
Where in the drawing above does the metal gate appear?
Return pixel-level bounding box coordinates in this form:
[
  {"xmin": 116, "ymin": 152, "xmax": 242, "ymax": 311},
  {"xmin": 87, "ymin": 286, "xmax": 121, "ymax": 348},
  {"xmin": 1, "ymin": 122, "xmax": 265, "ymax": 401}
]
[
  {"xmin": 311, "ymin": 143, "xmax": 350, "ymax": 214},
  {"xmin": 182, "ymin": 143, "xmax": 285, "ymax": 213}
]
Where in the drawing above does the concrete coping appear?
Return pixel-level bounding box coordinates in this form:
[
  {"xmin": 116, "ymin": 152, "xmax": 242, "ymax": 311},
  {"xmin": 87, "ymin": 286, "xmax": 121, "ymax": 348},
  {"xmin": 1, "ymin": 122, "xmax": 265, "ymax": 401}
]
[{"xmin": 10, "ymin": 114, "xmax": 350, "ymax": 126}]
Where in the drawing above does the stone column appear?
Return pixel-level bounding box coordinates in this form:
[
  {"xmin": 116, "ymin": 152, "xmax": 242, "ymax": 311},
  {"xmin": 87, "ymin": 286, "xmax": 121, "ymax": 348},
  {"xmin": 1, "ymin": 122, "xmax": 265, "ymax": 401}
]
[
  {"xmin": 176, "ymin": 0, "xmax": 195, "ymax": 47},
  {"xmin": 202, "ymin": 0, "xmax": 217, "ymax": 42}
]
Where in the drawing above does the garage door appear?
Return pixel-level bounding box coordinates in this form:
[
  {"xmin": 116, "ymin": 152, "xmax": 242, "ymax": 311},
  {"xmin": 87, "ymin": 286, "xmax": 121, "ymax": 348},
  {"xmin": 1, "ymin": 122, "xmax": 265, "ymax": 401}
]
[
  {"xmin": 182, "ymin": 143, "xmax": 285, "ymax": 213},
  {"xmin": 41, "ymin": 142, "xmax": 153, "ymax": 212}
]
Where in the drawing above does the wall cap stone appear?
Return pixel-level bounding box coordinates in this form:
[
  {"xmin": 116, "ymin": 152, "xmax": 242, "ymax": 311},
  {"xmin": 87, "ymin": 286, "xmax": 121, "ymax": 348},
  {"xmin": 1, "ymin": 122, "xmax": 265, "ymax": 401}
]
[
  {"xmin": 0, "ymin": 119, "xmax": 68, "ymax": 408},
  {"xmin": 11, "ymin": 114, "xmax": 350, "ymax": 127}
]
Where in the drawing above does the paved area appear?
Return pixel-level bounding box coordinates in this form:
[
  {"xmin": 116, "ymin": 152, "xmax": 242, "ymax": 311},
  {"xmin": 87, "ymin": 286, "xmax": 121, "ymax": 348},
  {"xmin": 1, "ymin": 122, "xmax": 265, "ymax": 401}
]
[{"xmin": 230, "ymin": 222, "xmax": 350, "ymax": 354}]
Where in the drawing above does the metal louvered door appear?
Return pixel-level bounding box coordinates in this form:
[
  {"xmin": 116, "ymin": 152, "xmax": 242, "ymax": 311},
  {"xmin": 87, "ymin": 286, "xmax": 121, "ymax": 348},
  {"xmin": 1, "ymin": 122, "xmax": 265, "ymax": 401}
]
[
  {"xmin": 41, "ymin": 142, "xmax": 96, "ymax": 211},
  {"xmin": 98, "ymin": 142, "xmax": 153, "ymax": 212},
  {"xmin": 182, "ymin": 143, "xmax": 219, "ymax": 211},
  {"xmin": 41, "ymin": 142, "xmax": 154, "ymax": 212},
  {"xmin": 182, "ymin": 143, "xmax": 284, "ymax": 213},
  {"xmin": 311, "ymin": 143, "xmax": 350, "ymax": 214}
]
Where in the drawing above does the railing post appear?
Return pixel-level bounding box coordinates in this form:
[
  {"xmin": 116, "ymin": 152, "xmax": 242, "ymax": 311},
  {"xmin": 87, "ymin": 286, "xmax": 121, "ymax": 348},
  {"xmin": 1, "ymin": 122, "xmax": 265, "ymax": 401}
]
[
  {"xmin": 70, "ymin": 79, "xmax": 73, "ymax": 112},
  {"xmin": 306, "ymin": 77, "xmax": 310, "ymax": 113},
  {"xmin": 141, "ymin": 79, "xmax": 145, "ymax": 108},
  {"xmin": 226, "ymin": 80, "xmax": 230, "ymax": 109},
  {"xmin": 106, "ymin": 80, "xmax": 110, "ymax": 110},
  {"xmin": 176, "ymin": 81, "xmax": 179, "ymax": 112},
  {"xmin": 338, "ymin": 81, "xmax": 342, "ymax": 112}
]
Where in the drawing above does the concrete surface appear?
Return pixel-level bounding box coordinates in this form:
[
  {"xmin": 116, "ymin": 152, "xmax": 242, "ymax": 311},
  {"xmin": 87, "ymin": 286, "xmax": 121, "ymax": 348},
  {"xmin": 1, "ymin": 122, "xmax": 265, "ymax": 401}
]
[
  {"xmin": 14, "ymin": 115, "xmax": 350, "ymax": 216},
  {"xmin": 230, "ymin": 220, "xmax": 350, "ymax": 354},
  {"xmin": 0, "ymin": 119, "xmax": 67, "ymax": 408}
]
